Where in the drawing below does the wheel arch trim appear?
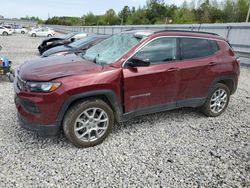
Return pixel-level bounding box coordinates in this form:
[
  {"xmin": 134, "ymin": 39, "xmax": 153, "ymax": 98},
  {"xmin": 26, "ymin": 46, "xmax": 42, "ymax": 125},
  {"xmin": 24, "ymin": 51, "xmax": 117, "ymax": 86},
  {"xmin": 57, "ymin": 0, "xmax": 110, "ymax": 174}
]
[
  {"xmin": 55, "ymin": 89, "xmax": 123, "ymax": 127},
  {"xmin": 209, "ymin": 75, "xmax": 237, "ymax": 96}
]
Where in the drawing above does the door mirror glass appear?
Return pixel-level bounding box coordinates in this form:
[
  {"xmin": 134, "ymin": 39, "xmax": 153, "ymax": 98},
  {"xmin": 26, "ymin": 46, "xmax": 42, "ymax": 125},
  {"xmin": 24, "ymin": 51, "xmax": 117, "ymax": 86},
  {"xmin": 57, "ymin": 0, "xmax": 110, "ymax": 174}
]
[{"xmin": 128, "ymin": 57, "xmax": 150, "ymax": 67}]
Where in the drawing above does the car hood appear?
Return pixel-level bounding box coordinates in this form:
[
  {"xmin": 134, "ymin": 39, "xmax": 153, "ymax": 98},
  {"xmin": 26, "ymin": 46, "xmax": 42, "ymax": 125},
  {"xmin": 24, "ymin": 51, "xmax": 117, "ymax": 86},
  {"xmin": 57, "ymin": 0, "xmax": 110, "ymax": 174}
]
[
  {"xmin": 42, "ymin": 45, "xmax": 72, "ymax": 57},
  {"xmin": 19, "ymin": 54, "xmax": 102, "ymax": 81}
]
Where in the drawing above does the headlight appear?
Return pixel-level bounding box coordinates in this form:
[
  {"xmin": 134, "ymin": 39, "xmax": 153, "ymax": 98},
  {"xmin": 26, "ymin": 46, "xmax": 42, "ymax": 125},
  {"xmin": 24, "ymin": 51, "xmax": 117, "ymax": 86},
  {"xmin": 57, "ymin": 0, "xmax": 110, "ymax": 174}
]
[{"xmin": 26, "ymin": 81, "xmax": 61, "ymax": 92}]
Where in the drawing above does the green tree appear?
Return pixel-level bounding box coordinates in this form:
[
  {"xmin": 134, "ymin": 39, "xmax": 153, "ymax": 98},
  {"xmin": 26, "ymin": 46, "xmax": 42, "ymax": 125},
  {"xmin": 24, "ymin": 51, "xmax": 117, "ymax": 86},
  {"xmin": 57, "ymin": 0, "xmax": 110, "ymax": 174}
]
[
  {"xmin": 103, "ymin": 9, "xmax": 120, "ymax": 25},
  {"xmin": 118, "ymin": 6, "xmax": 131, "ymax": 24},
  {"xmin": 43, "ymin": 0, "xmax": 250, "ymax": 26},
  {"xmin": 83, "ymin": 12, "xmax": 98, "ymax": 26},
  {"xmin": 173, "ymin": 1, "xmax": 196, "ymax": 24},
  {"xmin": 235, "ymin": 0, "xmax": 249, "ymax": 22},
  {"xmin": 127, "ymin": 7, "xmax": 150, "ymax": 24},
  {"xmin": 222, "ymin": 0, "xmax": 237, "ymax": 22},
  {"xmin": 145, "ymin": 0, "xmax": 167, "ymax": 24}
]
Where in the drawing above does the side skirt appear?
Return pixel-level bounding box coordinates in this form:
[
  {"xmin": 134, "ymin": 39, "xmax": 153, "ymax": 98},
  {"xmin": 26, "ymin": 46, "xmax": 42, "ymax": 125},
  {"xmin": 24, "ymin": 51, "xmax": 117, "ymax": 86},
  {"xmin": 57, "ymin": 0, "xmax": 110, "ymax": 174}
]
[{"xmin": 121, "ymin": 97, "xmax": 206, "ymax": 122}]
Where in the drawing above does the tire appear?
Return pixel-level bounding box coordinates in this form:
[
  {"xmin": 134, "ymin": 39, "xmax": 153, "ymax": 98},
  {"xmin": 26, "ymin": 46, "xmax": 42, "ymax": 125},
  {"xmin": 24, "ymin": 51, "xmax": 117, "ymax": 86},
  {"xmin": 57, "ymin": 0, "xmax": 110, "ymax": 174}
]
[
  {"xmin": 3, "ymin": 31, "xmax": 8, "ymax": 36},
  {"xmin": 47, "ymin": 34, "xmax": 52, "ymax": 37},
  {"xmin": 31, "ymin": 33, "xmax": 36, "ymax": 37},
  {"xmin": 21, "ymin": 31, "xmax": 25, "ymax": 34},
  {"xmin": 201, "ymin": 83, "xmax": 230, "ymax": 117},
  {"xmin": 63, "ymin": 99, "xmax": 114, "ymax": 148},
  {"xmin": 8, "ymin": 73, "xmax": 14, "ymax": 83}
]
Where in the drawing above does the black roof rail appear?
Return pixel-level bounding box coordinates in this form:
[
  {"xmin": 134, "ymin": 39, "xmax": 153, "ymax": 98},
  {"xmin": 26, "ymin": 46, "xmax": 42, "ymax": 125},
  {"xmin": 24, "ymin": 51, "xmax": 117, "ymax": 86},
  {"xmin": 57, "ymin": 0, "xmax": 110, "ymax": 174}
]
[{"xmin": 154, "ymin": 29, "xmax": 219, "ymax": 36}]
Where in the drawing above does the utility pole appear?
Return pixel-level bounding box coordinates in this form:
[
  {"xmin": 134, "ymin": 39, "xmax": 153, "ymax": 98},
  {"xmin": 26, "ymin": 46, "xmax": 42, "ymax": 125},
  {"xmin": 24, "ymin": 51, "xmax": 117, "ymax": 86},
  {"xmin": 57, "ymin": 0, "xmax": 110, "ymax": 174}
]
[{"xmin": 246, "ymin": 0, "xmax": 250, "ymax": 22}]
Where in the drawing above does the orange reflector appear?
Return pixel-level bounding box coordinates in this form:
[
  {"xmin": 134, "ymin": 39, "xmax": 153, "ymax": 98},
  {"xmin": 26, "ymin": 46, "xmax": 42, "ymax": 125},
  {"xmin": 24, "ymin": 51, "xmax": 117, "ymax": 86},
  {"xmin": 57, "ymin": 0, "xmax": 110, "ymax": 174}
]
[{"xmin": 49, "ymin": 83, "xmax": 61, "ymax": 92}]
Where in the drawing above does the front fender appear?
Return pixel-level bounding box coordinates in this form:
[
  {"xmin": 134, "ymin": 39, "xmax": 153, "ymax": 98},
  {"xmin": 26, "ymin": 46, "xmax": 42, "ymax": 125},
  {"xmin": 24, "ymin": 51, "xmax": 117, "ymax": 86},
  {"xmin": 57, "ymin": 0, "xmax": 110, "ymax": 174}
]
[{"xmin": 55, "ymin": 89, "xmax": 123, "ymax": 127}]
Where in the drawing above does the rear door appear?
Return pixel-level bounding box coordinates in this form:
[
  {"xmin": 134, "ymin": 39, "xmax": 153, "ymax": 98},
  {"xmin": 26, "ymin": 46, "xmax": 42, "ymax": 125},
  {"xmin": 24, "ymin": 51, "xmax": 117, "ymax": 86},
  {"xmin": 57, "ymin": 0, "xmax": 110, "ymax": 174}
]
[
  {"xmin": 123, "ymin": 37, "xmax": 180, "ymax": 113},
  {"xmin": 36, "ymin": 29, "xmax": 43, "ymax": 36},
  {"xmin": 177, "ymin": 37, "xmax": 220, "ymax": 106}
]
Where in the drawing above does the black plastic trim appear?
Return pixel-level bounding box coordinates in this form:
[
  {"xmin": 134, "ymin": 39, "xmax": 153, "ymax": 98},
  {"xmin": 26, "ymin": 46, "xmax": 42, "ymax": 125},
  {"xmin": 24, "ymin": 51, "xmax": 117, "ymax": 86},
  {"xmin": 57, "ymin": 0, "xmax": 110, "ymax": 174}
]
[
  {"xmin": 210, "ymin": 75, "xmax": 238, "ymax": 95},
  {"xmin": 177, "ymin": 97, "xmax": 206, "ymax": 108},
  {"xmin": 15, "ymin": 96, "xmax": 40, "ymax": 114},
  {"xmin": 122, "ymin": 97, "xmax": 206, "ymax": 122},
  {"xmin": 55, "ymin": 90, "xmax": 123, "ymax": 126},
  {"xmin": 18, "ymin": 113, "xmax": 59, "ymax": 136},
  {"xmin": 122, "ymin": 102, "xmax": 176, "ymax": 122}
]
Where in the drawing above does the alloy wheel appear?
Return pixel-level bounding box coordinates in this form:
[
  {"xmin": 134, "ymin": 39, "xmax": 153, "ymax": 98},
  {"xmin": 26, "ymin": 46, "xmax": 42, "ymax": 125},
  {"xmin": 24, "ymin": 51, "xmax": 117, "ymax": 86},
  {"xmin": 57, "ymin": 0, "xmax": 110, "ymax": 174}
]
[
  {"xmin": 209, "ymin": 88, "xmax": 228, "ymax": 114},
  {"xmin": 74, "ymin": 107, "xmax": 109, "ymax": 142}
]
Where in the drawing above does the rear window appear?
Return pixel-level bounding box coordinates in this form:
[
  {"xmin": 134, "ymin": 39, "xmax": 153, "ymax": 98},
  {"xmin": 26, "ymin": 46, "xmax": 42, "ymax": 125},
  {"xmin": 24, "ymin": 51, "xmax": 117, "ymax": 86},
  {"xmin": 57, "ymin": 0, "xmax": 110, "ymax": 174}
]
[{"xmin": 180, "ymin": 38, "xmax": 219, "ymax": 60}]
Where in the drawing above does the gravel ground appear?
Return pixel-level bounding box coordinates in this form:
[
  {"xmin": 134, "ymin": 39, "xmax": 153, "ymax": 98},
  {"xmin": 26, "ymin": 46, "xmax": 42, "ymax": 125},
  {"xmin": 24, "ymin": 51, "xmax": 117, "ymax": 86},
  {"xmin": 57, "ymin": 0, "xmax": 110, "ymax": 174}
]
[{"xmin": 0, "ymin": 34, "xmax": 250, "ymax": 187}]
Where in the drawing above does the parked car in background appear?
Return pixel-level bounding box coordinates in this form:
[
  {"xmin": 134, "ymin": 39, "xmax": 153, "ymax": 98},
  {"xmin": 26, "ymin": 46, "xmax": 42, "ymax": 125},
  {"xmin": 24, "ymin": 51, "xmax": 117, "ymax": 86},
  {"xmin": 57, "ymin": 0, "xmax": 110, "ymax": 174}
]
[
  {"xmin": 42, "ymin": 35, "xmax": 110, "ymax": 57},
  {"xmin": 0, "ymin": 26, "xmax": 13, "ymax": 36},
  {"xmin": 38, "ymin": 32, "xmax": 88, "ymax": 54},
  {"xmin": 15, "ymin": 30, "xmax": 240, "ymax": 148},
  {"xmin": 2, "ymin": 25, "xmax": 15, "ymax": 33},
  {"xmin": 43, "ymin": 27, "xmax": 55, "ymax": 35},
  {"xmin": 14, "ymin": 25, "xmax": 28, "ymax": 34},
  {"xmin": 29, "ymin": 28, "xmax": 55, "ymax": 37}
]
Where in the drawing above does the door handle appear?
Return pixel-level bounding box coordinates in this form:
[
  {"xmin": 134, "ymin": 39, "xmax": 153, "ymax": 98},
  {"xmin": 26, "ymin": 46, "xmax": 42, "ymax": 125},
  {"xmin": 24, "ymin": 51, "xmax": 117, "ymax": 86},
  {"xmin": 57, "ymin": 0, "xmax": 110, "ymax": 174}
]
[
  {"xmin": 208, "ymin": 62, "xmax": 217, "ymax": 66},
  {"xmin": 167, "ymin": 67, "xmax": 180, "ymax": 72}
]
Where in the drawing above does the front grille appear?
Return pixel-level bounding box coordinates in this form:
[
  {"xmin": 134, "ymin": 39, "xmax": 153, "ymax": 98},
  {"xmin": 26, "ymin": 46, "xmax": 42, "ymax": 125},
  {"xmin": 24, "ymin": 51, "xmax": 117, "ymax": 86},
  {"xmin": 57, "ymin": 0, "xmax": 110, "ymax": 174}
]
[{"xmin": 17, "ymin": 75, "xmax": 26, "ymax": 90}]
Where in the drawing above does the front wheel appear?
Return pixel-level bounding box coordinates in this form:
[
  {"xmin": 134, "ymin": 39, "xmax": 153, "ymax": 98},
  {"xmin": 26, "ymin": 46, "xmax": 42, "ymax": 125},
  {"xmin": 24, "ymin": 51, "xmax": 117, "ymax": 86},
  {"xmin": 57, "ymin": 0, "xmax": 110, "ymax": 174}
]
[
  {"xmin": 31, "ymin": 33, "xmax": 36, "ymax": 37},
  {"xmin": 21, "ymin": 31, "xmax": 25, "ymax": 34},
  {"xmin": 63, "ymin": 99, "xmax": 114, "ymax": 148},
  {"xmin": 47, "ymin": 34, "xmax": 52, "ymax": 37},
  {"xmin": 201, "ymin": 83, "xmax": 230, "ymax": 117},
  {"xmin": 3, "ymin": 31, "xmax": 8, "ymax": 36}
]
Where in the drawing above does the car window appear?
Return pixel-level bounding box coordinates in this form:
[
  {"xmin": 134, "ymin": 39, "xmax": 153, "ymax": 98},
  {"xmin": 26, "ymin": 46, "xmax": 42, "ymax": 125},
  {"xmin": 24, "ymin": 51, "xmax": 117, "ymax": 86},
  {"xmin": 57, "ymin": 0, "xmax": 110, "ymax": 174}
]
[
  {"xmin": 133, "ymin": 37, "xmax": 177, "ymax": 64},
  {"xmin": 69, "ymin": 36, "xmax": 96, "ymax": 48},
  {"xmin": 84, "ymin": 33, "xmax": 144, "ymax": 65},
  {"xmin": 208, "ymin": 40, "xmax": 219, "ymax": 53},
  {"xmin": 180, "ymin": 38, "xmax": 217, "ymax": 60}
]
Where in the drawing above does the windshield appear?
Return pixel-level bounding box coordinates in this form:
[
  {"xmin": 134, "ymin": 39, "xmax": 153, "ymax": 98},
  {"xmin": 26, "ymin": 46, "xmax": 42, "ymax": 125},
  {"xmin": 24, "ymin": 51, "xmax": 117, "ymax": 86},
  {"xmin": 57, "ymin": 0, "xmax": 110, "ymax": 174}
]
[
  {"xmin": 69, "ymin": 36, "xmax": 96, "ymax": 48},
  {"xmin": 63, "ymin": 32, "xmax": 77, "ymax": 39},
  {"xmin": 83, "ymin": 33, "xmax": 144, "ymax": 65}
]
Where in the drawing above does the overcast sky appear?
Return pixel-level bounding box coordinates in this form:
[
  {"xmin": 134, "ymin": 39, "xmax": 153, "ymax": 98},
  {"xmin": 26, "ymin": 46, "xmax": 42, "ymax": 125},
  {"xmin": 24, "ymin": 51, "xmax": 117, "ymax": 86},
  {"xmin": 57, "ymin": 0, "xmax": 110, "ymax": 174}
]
[{"xmin": 0, "ymin": 0, "xmax": 187, "ymax": 19}]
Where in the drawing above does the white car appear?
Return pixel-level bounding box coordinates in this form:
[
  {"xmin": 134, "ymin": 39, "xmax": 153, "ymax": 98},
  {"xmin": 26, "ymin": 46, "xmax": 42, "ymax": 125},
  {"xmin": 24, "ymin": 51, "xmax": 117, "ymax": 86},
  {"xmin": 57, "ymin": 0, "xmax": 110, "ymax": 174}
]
[
  {"xmin": 0, "ymin": 26, "xmax": 13, "ymax": 36},
  {"xmin": 29, "ymin": 28, "xmax": 55, "ymax": 37},
  {"xmin": 14, "ymin": 27, "xmax": 28, "ymax": 34},
  {"xmin": 2, "ymin": 25, "xmax": 15, "ymax": 33},
  {"xmin": 44, "ymin": 27, "xmax": 55, "ymax": 35}
]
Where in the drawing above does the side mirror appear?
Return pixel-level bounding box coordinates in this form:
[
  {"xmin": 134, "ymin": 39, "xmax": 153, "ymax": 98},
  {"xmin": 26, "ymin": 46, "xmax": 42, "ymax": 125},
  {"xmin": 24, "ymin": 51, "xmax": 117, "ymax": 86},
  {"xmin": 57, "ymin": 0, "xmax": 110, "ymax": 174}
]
[
  {"xmin": 127, "ymin": 57, "xmax": 150, "ymax": 67},
  {"xmin": 71, "ymin": 38, "xmax": 75, "ymax": 42}
]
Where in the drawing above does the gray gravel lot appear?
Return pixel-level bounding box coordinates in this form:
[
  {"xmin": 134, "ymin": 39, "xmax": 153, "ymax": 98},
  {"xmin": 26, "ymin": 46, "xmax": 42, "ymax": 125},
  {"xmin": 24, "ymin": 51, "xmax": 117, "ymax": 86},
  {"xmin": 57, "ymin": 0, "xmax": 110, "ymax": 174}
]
[{"xmin": 0, "ymin": 34, "xmax": 250, "ymax": 187}]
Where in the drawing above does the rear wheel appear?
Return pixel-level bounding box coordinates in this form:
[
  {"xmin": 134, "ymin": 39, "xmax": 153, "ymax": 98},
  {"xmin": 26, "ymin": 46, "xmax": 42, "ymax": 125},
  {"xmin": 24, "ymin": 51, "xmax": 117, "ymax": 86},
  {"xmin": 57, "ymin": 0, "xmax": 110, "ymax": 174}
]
[
  {"xmin": 201, "ymin": 83, "xmax": 230, "ymax": 117},
  {"xmin": 63, "ymin": 99, "xmax": 114, "ymax": 148},
  {"xmin": 47, "ymin": 34, "xmax": 52, "ymax": 37},
  {"xmin": 3, "ymin": 31, "xmax": 8, "ymax": 36},
  {"xmin": 31, "ymin": 33, "xmax": 36, "ymax": 37},
  {"xmin": 21, "ymin": 31, "xmax": 25, "ymax": 34}
]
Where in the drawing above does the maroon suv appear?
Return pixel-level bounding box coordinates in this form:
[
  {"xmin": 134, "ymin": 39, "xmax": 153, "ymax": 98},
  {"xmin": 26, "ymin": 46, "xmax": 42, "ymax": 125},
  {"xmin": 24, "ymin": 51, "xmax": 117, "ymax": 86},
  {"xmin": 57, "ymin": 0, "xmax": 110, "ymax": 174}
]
[{"xmin": 14, "ymin": 30, "xmax": 240, "ymax": 147}]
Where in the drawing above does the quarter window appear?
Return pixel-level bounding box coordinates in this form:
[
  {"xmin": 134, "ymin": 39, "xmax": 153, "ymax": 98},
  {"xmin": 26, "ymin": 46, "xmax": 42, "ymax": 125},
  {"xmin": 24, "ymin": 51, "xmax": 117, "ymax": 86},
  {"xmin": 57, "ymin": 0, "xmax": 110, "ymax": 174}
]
[
  {"xmin": 133, "ymin": 37, "xmax": 177, "ymax": 64},
  {"xmin": 180, "ymin": 38, "xmax": 219, "ymax": 60}
]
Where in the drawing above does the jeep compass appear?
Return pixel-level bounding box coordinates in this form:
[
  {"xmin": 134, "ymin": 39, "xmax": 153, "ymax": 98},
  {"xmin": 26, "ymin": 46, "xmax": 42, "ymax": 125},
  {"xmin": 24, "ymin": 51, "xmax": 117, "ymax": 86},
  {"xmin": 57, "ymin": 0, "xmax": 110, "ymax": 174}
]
[{"xmin": 14, "ymin": 30, "xmax": 240, "ymax": 147}]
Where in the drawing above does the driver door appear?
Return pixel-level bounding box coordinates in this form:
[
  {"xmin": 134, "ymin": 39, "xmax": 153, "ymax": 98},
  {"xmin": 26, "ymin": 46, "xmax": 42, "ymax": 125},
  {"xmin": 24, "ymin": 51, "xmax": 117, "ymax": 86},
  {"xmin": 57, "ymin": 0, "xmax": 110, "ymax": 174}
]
[{"xmin": 123, "ymin": 37, "xmax": 180, "ymax": 113}]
